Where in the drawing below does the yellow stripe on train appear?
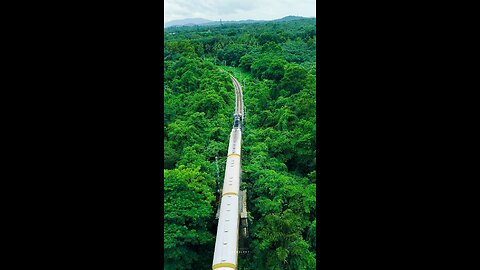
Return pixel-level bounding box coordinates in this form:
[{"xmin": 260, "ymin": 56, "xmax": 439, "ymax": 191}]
[
  {"xmin": 222, "ymin": 192, "xmax": 238, "ymax": 197},
  {"xmin": 212, "ymin": 262, "xmax": 236, "ymax": 270}
]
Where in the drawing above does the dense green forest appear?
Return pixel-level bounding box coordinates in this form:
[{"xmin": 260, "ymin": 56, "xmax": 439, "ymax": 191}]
[{"xmin": 164, "ymin": 18, "xmax": 316, "ymax": 270}]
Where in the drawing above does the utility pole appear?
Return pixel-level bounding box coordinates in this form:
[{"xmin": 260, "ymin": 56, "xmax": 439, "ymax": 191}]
[
  {"xmin": 214, "ymin": 156, "xmax": 221, "ymax": 220},
  {"xmin": 215, "ymin": 156, "xmax": 220, "ymax": 195}
]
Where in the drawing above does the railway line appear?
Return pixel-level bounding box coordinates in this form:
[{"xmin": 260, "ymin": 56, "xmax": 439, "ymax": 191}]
[
  {"xmin": 231, "ymin": 75, "xmax": 244, "ymax": 117},
  {"xmin": 211, "ymin": 74, "xmax": 245, "ymax": 270}
]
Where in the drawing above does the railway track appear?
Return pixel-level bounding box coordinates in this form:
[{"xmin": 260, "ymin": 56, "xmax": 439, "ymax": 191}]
[{"xmin": 230, "ymin": 74, "xmax": 244, "ymax": 118}]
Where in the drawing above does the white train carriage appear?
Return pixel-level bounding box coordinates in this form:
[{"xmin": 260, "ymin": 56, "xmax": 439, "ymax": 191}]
[{"xmin": 212, "ymin": 126, "xmax": 242, "ymax": 270}]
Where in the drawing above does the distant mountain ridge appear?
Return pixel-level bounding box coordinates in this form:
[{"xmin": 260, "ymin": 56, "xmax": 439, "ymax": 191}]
[
  {"xmin": 164, "ymin": 18, "xmax": 213, "ymax": 28},
  {"xmin": 164, "ymin": 16, "xmax": 313, "ymax": 28},
  {"xmin": 273, "ymin": 16, "xmax": 306, "ymax": 22}
]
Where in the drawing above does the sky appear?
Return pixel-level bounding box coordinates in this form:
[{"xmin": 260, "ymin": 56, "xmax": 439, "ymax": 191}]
[{"xmin": 164, "ymin": 0, "xmax": 316, "ymax": 24}]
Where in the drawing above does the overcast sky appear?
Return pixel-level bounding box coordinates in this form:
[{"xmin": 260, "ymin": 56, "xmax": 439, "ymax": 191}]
[{"xmin": 164, "ymin": 0, "xmax": 316, "ymax": 24}]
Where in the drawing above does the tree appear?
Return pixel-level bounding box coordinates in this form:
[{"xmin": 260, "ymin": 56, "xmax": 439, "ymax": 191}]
[
  {"xmin": 164, "ymin": 166, "xmax": 216, "ymax": 270},
  {"xmin": 264, "ymin": 58, "xmax": 287, "ymax": 81},
  {"xmin": 278, "ymin": 64, "xmax": 308, "ymax": 96},
  {"xmin": 251, "ymin": 210, "xmax": 316, "ymax": 270},
  {"xmin": 179, "ymin": 70, "xmax": 199, "ymax": 92},
  {"xmin": 216, "ymin": 44, "xmax": 248, "ymax": 66},
  {"xmin": 239, "ymin": 54, "xmax": 255, "ymax": 72},
  {"xmin": 258, "ymin": 32, "xmax": 282, "ymax": 45},
  {"xmin": 192, "ymin": 90, "xmax": 224, "ymax": 118},
  {"xmin": 164, "ymin": 140, "xmax": 180, "ymax": 169}
]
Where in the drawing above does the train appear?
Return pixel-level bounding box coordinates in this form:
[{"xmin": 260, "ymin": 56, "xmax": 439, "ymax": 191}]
[{"xmin": 212, "ymin": 113, "xmax": 243, "ymax": 270}]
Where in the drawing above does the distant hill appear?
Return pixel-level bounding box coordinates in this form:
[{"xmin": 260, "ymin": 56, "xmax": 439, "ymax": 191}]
[
  {"xmin": 164, "ymin": 18, "xmax": 212, "ymax": 28},
  {"xmin": 201, "ymin": 19, "xmax": 266, "ymax": 27},
  {"xmin": 273, "ymin": 16, "xmax": 307, "ymax": 22},
  {"xmin": 164, "ymin": 16, "xmax": 314, "ymax": 28}
]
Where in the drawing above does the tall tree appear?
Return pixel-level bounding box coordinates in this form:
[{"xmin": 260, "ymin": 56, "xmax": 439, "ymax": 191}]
[{"xmin": 164, "ymin": 166, "xmax": 216, "ymax": 270}]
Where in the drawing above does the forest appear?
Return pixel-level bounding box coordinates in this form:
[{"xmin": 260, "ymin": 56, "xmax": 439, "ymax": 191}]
[{"xmin": 164, "ymin": 18, "xmax": 316, "ymax": 269}]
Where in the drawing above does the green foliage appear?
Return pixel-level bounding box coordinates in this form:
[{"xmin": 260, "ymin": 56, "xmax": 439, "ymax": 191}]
[
  {"xmin": 164, "ymin": 17, "xmax": 316, "ymax": 270},
  {"xmin": 251, "ymin": 210, "xmax": 316, "ymax": 270},
  {"xmin": 277, "ymin": 64, "xmax": 308, "ymax": 97},
  {"xmin": 216, "ymin": 44, "xmax": 248, "ymax": 66},
  {"xmin": 239, "ymin": 54, "xmax": 255, "ymax": 72},
  {"xmin": 164, "ymin": 166, "xmax": 216, "ymax": 270},
  {"xmin": 281, "ymin": 38, "xmax": 316, "ymax": 64},
  {"xmin": 258, "ymin": 32, "xmax": 284, "ymax": 45}
]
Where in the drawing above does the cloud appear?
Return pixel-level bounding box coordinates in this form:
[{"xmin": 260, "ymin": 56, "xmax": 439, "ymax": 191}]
[{"xmin": 164, "ymin": 0, "xmax": 315, "ymax": 23}]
